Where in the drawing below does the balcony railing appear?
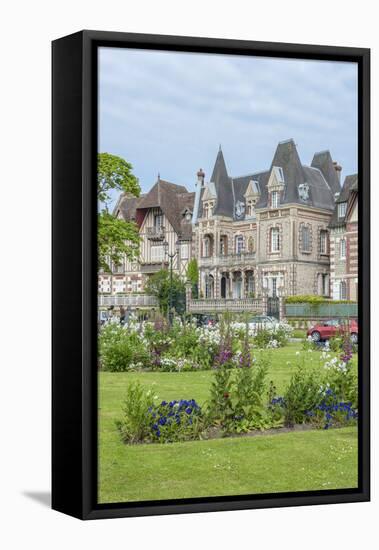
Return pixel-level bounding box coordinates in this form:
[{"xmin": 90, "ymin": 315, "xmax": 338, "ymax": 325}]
[
  {"xmin": 199, "ymin": 252, "xmax": 256, "ymax": 268},
  {"xmin": 98, "ymin": 294, "xmax": 158, "ymax": 307},
  {"xmin": 187, "ymin": 298, "xmax": 262, "ymax": 314},
  {"xmin": 139, "ymin": 261, "xmax": 168, "ymax": 273},
  {"xmin": 146, "ymin": 226, "xmax": 165, "ymax": 240}
]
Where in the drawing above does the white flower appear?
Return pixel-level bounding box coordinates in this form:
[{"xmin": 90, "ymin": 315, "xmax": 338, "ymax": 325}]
[{"xmin": 296, "ymin": 351, "xmax": 300, "ymax": 356}]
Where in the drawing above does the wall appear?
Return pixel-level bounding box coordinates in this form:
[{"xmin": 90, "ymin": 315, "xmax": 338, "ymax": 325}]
[{"xmin": 1, "ymin": 2, "xmax": 377, "ymax": 550}]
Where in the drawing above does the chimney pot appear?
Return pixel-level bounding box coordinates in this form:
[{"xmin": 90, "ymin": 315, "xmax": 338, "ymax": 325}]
[
  {"xmin": 333, "ymin": 161, "xmax": 342, "ymax": 184},
  {"xmin": 197, "ymin": 168, "xmax": 205, "ymax": 186}
]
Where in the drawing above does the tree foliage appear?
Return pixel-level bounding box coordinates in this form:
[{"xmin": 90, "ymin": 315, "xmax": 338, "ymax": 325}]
[
  {"xmin": 144, "ymin": 269, "xmax": 186, "ymax": 315},
  {"xmin": 97, "ymin": 153, "xmax": 141, "ymax": 271},
  {"xmin": 186, "ymin": 258, "xmax": 199, "ymax": 299}
]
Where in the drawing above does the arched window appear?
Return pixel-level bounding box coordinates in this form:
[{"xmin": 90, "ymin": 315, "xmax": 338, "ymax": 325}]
[
  {"xmin": 340, "ymin": 281, "xmax": 347, "ymax": 300},
  {"xmin": 301, "ymin": 225, "xmax": 311, "ymax": 252},
  {"xmin": 205, "ymin": 274, "xmax": 214, "ymax": 298},
  {"xmin": 270, "ymin": 227, "xmax": 280, "ymax": 252},
  {"xmin": 235, "ymin": 235, "xmax": 244, "ymax": 254},
  {"xmin": 220, "ymin": 235, "xmax": 227, "ymax": 256},
  {"xmin": 247, "ymin": 272, "xmax": 255, "ymax": 296}
]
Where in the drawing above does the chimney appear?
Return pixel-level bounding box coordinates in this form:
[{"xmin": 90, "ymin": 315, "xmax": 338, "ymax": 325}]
[
  {"xmin": 197, "ymin": 168, "xmax": 205, "ymax": 187},
  {"xmin": 333, "ymin": 161, "xmax": 342, "ymax": 184}
]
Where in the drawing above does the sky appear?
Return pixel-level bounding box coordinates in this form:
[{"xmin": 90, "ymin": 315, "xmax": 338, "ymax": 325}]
[{"xmin": 99, "ymin": 47, "xmax": 358, "ymax": 202}]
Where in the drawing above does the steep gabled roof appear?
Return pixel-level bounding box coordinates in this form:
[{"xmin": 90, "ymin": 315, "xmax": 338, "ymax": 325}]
[
  {"xmin": 118, "ymin": 178, "xmax": 194, "ymax": 238},
  {"xmin": 209, "ymin": 148, "xmax": 234, "ymax": 217},
  {"xmin": 117, "ymin": 193, "xmax": 146, "ymax": 221},
  {"xmin": 254, "ymin": 139, "xmax": 335, "ymax": 211},
  {"xmin": 329, "ymin": 174, "xmax": 358, "ymax": 228},
  {"xmin": 203, "ymin": 140, "xmax": 337, "ymax": 220},
  {"xmin": 311, "ymin": 150, "xmax": 341, "ymax": 196}
]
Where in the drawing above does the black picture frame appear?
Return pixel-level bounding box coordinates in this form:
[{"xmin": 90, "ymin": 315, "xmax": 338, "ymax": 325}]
[{"xmin": 52, "ymin": 30, "xmax": 370, "ymax": 520}]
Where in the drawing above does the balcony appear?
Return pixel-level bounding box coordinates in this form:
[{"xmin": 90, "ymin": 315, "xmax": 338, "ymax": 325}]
[
  {"xmin": 199, "ymin": 252, "xmax": 256, "ymax": 268},
  {"xmin": 140, "ymin": 261, "xmax": 168, "ymax": 273},
  {"xmin": 146, "ymin": 226, "xmax": 165, "ymax": 241},
  {"xmin": 98, "ymin": 294, "xmax": 158, "ymax": 307},
  {"xmin": 187, "ymin": 297, "xmax": 262, "ymax": 314}
]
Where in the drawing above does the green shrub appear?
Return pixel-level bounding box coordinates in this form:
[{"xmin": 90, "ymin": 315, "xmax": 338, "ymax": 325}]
[
  {"xmin": 283, "ymin": 367, "xmax": 323, "ymax": 427},
  {"xmin": 116, "ymin": 382, "xmax": 156, "ymax": 443},
  {"xmin": 99, "ymin": 324, "xmax": 150, "ymax": 371},
  {"xmin": 285, "ymin": 295, "xmax": 355, "ymax": 304}
]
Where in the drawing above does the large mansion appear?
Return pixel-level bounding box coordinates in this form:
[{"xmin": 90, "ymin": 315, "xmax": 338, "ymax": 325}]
[{"xmin": 98, "ymin": 139, "xmax": 358, "ymax": 308}]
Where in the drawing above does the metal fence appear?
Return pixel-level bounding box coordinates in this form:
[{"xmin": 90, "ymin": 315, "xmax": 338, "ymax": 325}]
[
  {"xmin": 98, "ymin": 294, "xmax": 158, "ymax": 307},
  {"xmin": 187, "ymin": 298, "xmax": 262, "ymax": 314}
]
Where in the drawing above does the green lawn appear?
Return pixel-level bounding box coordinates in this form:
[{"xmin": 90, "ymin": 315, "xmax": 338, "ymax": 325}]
[{"xmin": 98, "ymin": 343, "xmax": 358, "ymax": 503}]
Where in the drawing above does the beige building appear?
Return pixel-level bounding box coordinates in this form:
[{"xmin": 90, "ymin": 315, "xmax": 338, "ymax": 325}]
[
  {"xmin": 329, "ymin": 174, "xmax": 358, "ymax": 300},
  {"xmin": 98, "ymin": 178, "xmax": 195, "ymax": 300},
  {"xmin": 99, "ymin": 139, "xmax": 351, "ymax": 314},
  {"xmin": 193, "ymin": 141, "xmax": 341, "ymax": 310}
]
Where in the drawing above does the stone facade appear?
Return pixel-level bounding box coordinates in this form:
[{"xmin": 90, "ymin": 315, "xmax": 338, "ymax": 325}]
[
  {"xmin": 329, "ymin": 174, "xmax": 358, "ymax": 300},
  {"xmin": 193, "ymin": 140, "xmax": 339, "ymax": 303},
  {"xmin": 98, "ymin": 140, "xmax": 357, "ymax": 308}
]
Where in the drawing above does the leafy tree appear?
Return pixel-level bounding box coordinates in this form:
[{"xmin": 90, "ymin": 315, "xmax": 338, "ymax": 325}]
[
  {"xmin": 97, "ymin": 153, "xmax": 141, "ymax": 271},
  {"xmin": 145, "ymin": 269, "xmax": 186, "ymax": 315},
  {"xmin": 186, "ymin": 258, "xmax": 199, "ymax": 298}
]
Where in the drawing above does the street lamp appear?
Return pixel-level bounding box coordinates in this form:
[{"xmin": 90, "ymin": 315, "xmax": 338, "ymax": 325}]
[{"xmin": 163, "ymin": 239, "xmax": 180, "ymax": 324}]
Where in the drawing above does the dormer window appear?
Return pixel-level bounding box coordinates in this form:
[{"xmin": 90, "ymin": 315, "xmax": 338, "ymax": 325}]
[
  {"xmin": 338, "ymin": 202, "xmax": 347, "ymax": 219},
  {"xmin": 271, "ymin": 191, "xmax": 279, "ymax": 209}
]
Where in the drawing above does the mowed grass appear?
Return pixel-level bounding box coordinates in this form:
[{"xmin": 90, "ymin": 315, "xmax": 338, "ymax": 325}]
[{"xmin": 98, "ymin": 343, "xmax": 358, "ymax": 503}]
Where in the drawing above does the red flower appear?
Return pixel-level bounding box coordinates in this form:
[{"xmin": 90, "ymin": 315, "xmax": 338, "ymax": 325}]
[{"xmin": 223, "ymin": 392, "xmax": 229, "ymax": 399}]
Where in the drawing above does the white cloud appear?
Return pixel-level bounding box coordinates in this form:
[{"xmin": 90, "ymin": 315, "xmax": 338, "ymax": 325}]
[{"xmin": 99, "ymin": 47, "xmax": 358, "ymax": 194}]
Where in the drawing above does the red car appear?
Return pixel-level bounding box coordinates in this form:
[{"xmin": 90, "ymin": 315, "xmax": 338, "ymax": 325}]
[{"xmin": 307, "ymin": 319, "xmax": 358, "ymax": 344}]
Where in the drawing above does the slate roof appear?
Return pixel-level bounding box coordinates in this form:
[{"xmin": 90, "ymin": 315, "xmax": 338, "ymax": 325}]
[
  {"xmin": 311, "ymin": 150, "xmax": 341, "ymax": 196},
  {"xmin": 201, "ymin": 139, "xmax": 337, "ymax": 221},
  {"xmin": 329, "ymin": 174, "xmax": 358, "ymax": 228},
  {"xmin": 118, "ymin": 179, "xmax": 195, "ymax": 239}
]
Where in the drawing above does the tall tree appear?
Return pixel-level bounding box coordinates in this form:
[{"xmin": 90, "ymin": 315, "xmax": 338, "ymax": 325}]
[
  {"xmin": 97, "ymin": 153, "xmax": 141, "ymax": 272},
  {"xmin": 145, "ymin": 269, "xmax": 186, "ymax": 315},
  {"xmin": 186, "ymin": 258, "xmax": 199, "ymax": 299}
]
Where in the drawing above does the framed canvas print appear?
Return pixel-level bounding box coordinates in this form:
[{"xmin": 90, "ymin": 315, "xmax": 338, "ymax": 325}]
[{"xmin": 52, "ymin": 30, "xmax": 370, "ymax": 519}]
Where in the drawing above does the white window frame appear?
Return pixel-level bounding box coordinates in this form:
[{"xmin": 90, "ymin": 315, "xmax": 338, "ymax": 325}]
[
  {"xmin": 339, "ymin": 280, "xmax": 347, "ymax": 300},
  {"xmin": 151, "ymin": 245, "xmax": 164, "ymax": 262},
  {"xmin": 271, "ymin": 191, "xmax": 279, "ymax": 209},
  {"xmin": 340, "ymin": 238, "xmax": 346, "ymax": 259},
  {"xmin": 131, "ymin": 280, "xmax": 138, "ymax": 292},
  {"xmin": 320, "ymin": 230, "xmax": 328, "ymax": 254},
  {"xmin": 180, "ymin": 243, "xmax": 189, "ymax": 260},
  {"xmin": 301, "ymin": 226, "xmax": 311, "ymax": 252},
  {"xmin": 235, "ymin": 235, "xmax": 244, "ymax": 254},
  {"xmin": 154, "ymin": 213, "xmax": 163, "ymax": 229},
  {"xmin": 271, "ymin": 227, "xmax": 280, "ymax": 252},
  {"xmin": 338, "ymin": 202, "xmax": 347, "ymax": 219}
]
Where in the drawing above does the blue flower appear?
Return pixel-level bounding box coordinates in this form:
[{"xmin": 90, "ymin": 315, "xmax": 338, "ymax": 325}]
[
  {"xmin": 185, "ymin": 407, "xmax": 192, "ymax": 415},
  {"xmin": 158, "ymin": 416, "xmax": 167, "ymax": 426}
]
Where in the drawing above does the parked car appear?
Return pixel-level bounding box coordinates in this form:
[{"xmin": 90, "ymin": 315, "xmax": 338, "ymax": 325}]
[
  {"xmin": 306, "ymin": 319, "xmax": 358, "ymax": 343},
  {"xmin": 247, "ymin": 315, "xmax": 279, "ymax": 330},
  {"xmin": 195, "ymin": 314, "xmax": 218, "ymax": 327}
]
